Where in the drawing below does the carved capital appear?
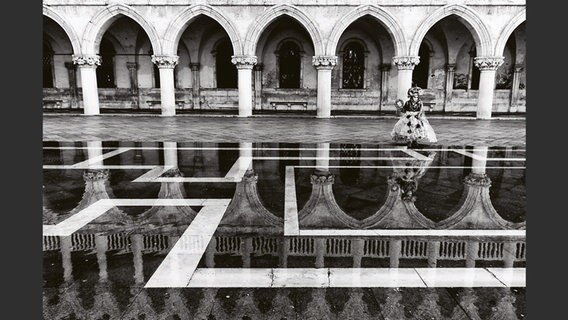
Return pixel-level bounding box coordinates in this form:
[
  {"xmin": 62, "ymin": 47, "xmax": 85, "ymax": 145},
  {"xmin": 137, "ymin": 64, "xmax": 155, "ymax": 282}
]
[
  {"xmin": 162, "ymin": 168, "xmax": 183, "ymax": 178},
  {"xmin": 72, "ymin": 55, "xmax": 101, "ymax": 67},
  {"xmin": 189, "ymin": 63, "xmax": 200, "ymax": 71},
  {"xmin": 514, "ymin": 64, "xmax": 524, "ymax": 73},
  {"xmin": 474, "ymin": 56, "xmax": 504, "ymax": 71},
  {"xmin": 464, "ymin": 173, "xmax": 492, "ymax": 187},
  {"xmin": 151, "ymin": 55, "xmax": 179, "ymax": 68},
  {"xmin": 393, "ymin": 56, "xmax": 420, "ymax": 70},
  {"xmin": 231, "ymin": 55, "xmax": 257, "ymax": 69},
  {"xmin": 446, "ymin": 64, "xmax": 456, "ymax": 72},
  {"xmin": 310, "ymin": 173, "xmax": 334, "ymax": 185},
  {"xmin": 312, "ymin": 55, "xmax": 337, "ymax": 69},
  {"xmin": 253, "ymin": 63, "xmax": 264, "ymax": 72},
  {"xmin": 83, "ymin": 169, "xmax": 109, "ymax": 181}
]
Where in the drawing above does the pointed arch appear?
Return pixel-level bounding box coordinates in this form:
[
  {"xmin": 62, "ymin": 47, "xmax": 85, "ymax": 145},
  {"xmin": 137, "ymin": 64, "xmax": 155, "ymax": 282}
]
[
  {"xmin": 327, "ymin": 5, "xmax": 407, "ymax": 56},
  {"xmin": 82, "ymin": 4, "xmax": 161, "ymax": 55},
  {"xmin": 43, "ymin": 5, "xmax": 81, "ymax": 54},
  {"xmin": 410, "ymin": 4, "xmax": 493, "ymax": 57},
  {"xmin": 495, "ymin": 9, "xmax": 526, "ymax": 56},
  {"xmin": 244, "ymin": 4, "xmax": 324, "ymax": 56},
  {"xmin": 163, "ymin": 4, "xmax": 243, "ymax": 56}
]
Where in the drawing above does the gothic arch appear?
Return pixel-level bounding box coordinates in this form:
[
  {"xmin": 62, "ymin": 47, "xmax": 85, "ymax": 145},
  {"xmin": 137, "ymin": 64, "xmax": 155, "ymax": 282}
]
[
  {"xmin": 495, "ymin": 9, "xmax": 526, "ymax": 56},
  {"xmin": 163, "ymin": 4, "xmax": 243, "ymax": 56},
  {"xmin": 82, "ymin": 4, "xmax": 161, "ymax": 55},
  {"xmin": 244, "ymin": 4, "xmax": 325, "ymax": 56},
  {"xmin": 327, "ymin": 5, "xmax": 407, "ymax": 56},
  {"xmin": 409, "ymin": 4, "xmax": 493, "ymax": 57},
  {"xmin": 43, "ymin": 5, "xmax": 81, "ymax": 54}
]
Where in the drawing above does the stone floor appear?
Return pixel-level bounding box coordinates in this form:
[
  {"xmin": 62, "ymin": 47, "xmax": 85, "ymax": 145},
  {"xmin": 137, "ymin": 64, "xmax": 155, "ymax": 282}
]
[{"xmin": 43, "ymin": 115, "xmax": 526, "ymax": 146}]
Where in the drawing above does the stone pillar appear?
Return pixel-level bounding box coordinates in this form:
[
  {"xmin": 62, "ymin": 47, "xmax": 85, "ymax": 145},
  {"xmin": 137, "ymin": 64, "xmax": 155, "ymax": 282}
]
[
  {"xmin": 389, "ymin": 239, "xmax": 401, "ymax": 268},
  {"xmin": 393, "ymin": 56, "xmax": 420, "ymax": 101},
  {"xmin": 379, "ymin": 64, "xmax": 391, "ymax": 110},
  {"xmin": 95, "ymin": 235, "xmax": 108, "ymax": 281},
  {"xmin": 427, "ymin": 241, "xmax": 439, "ymax": 268},
  {"xmin": 152, "ymin": 55, "xmax": 179, "ymax": 117},
  {"xmin": 315, "ymin": 238, "xmax": 326, "ymax": 268},
  {"xmin": 126, "ymin": 62, "xmax": 139, "ymax": 109},
  {"xmin": 510, "ymin": 64, "xmax": 523, "ymax": 112},
  {"xmin": 243, "ymin": 237, "xmax": 253, "ymax": 268},
  {"xmin": 465, "ymin": 241, "xmax": 479, "ymax": 268},
  {"xmin": 312, "ymin": 56, "xmax": 337, "ymax": 118},
  {"xmin": 231, "ymin": 55, "xmax": 257, "ymax": 117},
  {"xmin": 472, "ymin": 146, "xmax": 489, "ymax": 175},
  {"xmin": 316, "ymin": 142, "xmax": 330, "ymax": 171},
  {"xmin": 73, "ymin": 54, "xmax": 101, "ymax": 115},
  {"xmin": 205, "ymin": 239, "xmax": 216, "ymax": 268},
  {"xmin": 352, "ymin": 238, "xmax": 364, "ymax": 268},
  {"xmin": 87, "ymin": 141, "xmax": 103, "ymax": 166},
  {"xmin": 474, "ymin": 57, "xmax": 504, "ymax": 119},
  {"xmin": 240, "ymin": 142, "xmax": 253, "ymax": 170},
  {"xmin": 163, "ymin": 142, "xmax": 178, "ymax": 168},
  {"xmin": 60, "ymin": 236, "xmax": 73, "ymax": 283},
  {"xmin": 502, "ymin": 242, "xmax": 517, "ymax": 268},
  {"xmin": 444, "ymin": 64, "xmax": 456, "ymax": 111},
  {"xmin": 131, "ymin": 234, "xmax": 144, "ymax": 284},
  {"xmin": 279, "ymin": 238, "xmax": 289, "ymax": 268},
  {"xmin": 253, "ymin": 63, "xmax": 263, "ymax": 111},
  {"xmin": 190, "ymin": 63, "xmax": 200, "ymax": 110},
  {"xmin": 64, "ymin": 62, "xmax": 79, "ymax": 108}
]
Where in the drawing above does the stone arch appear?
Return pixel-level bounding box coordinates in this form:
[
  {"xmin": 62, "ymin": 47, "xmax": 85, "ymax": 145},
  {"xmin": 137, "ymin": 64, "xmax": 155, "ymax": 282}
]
[
  {"xmin": 163, "ymin": 4, "xmax": 243, "ymax": 56},
  {"xmin": 43, "ymin": 5, "xmax": 81, "ymax": 54},
  {"xmin": 82, "ymin": 4, "xmax": 161, "ymax": 55},
  {"xmin": 495, "ymin": 9, "xmax": 526, "ymax": 56},
  {"xmin": 244, "ymin": 4, "xmax": 325, "ymax": 56},
  {"xmin": 327, "ymin": 5, "xmax": 407, "ymax": 56},
  {"xmin": 410, "ymin": 4, "xmax": 493, "ymax": 57}
]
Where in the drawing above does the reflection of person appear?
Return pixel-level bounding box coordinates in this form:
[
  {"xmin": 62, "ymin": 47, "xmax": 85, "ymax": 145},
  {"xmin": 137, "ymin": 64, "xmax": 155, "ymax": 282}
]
[
  {"xmin": 391, "ymin": 87, "xmax": 438, "ymax": 147},
  {"xmin": 392, "ymin": 152, "xmax": 437, "ymax": 201}
]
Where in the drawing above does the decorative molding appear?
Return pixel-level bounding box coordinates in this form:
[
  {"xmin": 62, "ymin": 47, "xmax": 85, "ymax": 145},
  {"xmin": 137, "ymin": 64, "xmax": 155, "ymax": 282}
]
[
  {"xmin": 312, "ymin": 55, "xmax": 338, "ymax": 69},
  {"xmin": 464, "ymin": 173, "xmax": 492, "ymax": 187},
  {"xmin": 474, "ymin": 56, "xmax": 504, "ymax": 71},
  {"xmin": 83, "ymin": 169, "xmax": 109, "ymax": 181},
  {"xmin": 310, "ymin": 173, "xmax": 334, "ymax": 185},
  {"xmin": 392, "ymin": 56, "xmax": 420, "ymax": 70},
  {"xmin": 189, "ymin": 63, "xmax": 200, "ymax": 71},
  {"xmin": 446, "ymin": 64, "xmax": 456, "ymax": 72},
  {"xmin": 231, "ymin": 55, "xmax": 257, "ymax": 69},
  {"xmin": 72, "ymin": 54, "xmax": 101, "ymax": 67},
  {"xmin": 151, "ymin": 55, "xmax": 179, "ymax": 68},
  {"xmin": 161, "ymin": 167, "xmax": 183, "ymax": 178}
]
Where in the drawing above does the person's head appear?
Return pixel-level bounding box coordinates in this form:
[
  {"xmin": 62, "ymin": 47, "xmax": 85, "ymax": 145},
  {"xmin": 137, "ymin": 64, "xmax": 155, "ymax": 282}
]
[{"xmin": 407, "ymin": 87, "xmax": 422, "ymax": 101}]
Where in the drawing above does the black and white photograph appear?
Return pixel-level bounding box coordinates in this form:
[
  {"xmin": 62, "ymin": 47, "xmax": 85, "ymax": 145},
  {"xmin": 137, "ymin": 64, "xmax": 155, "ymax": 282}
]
[{"xmin": 41, "ymin": 0, "xmax": 527, "ymax": 318}]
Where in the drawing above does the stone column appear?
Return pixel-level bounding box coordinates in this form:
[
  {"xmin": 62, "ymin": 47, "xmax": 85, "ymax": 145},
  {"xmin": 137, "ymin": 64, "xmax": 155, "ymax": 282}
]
[
  {"xmin": 131, "ymin": 234, "xmax": 144, "ymax": 284},
  {"xmin": 60, "ymin": 236, "xmax": 73, "ymax": 283},
  {"xmin": 389, "ymin": 239, "xmax": 401, "ymax": 268},
  {"xmin": 472, "ymin": 147, "xmax": 489, "ymax": 175},
  {"xmin": 379, "ymin": 64, "xmax": 391, "ymax": 110},
  {"xmin": 444, "ymin": 64, "xmax": 456, "ymax": 111},
  {"xmin": 312, "ymin": 56, "xmax": 337, "ymax": 118},
  {"xmin": 316, "ymin": 142, "xmax": 330, "ymax": 171},
  {"xmin": 243, "ymin": 237, "xmax": 253, "ymax": 268},
  {"xmin": 510, "ymin": 64, "xmax": 523, "ymax": 112},
  {"xmin": 95, "ymin": 235, "xmax": 108, "ymax": 281},
  {"xmin": 73, "ymin": 54, "xmax": 101, "ymax": 115},
  {"xmin": 64, "ymin": 62, "xmax": 79, "ymax": 108},
  {"xmin": 474, "ymin": 56, "xmax": 504, "ymax": 119},
  {"xmin": 163, "ymin": 142, "xmax": 178, "ymax": 168},
  {"xmin": 190, "ymin": 63, "xmax": 200, "ymax": 110},
  {"xmin": 427, "ymin": 241, "xmax": 439, "ymax": 268},
  {"xmin": 393, "ymin": 56, "xmax": 420, "ymax": 101},
  {"xmin": 152, "ymin": 55, "xmax": 179, "ymax": 117},
  {"xmin": 127, "ymin": 62, "xmax": 139, "ymax": 109},
  {"xmin": 465, "ymin": 241, "xmax": 479, "ymax": 268},
  {"xmin": 315, "ymin": 238, "xmax": 326, "ymax": 268},
  {"xmin": 231, "ymin": 55, "xmax": 257, "ymax": 117},
  {"xmin": 352, "ymin": 238, "xmax": 364, "ymax": 268},
  {"xmin": 253, "ymin": 63, "xmax": 263, "ymax": 111}
]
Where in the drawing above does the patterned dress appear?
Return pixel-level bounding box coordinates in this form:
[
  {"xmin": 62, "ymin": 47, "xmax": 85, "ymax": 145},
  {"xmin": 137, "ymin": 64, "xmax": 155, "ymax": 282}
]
[{"xmin": 391, "ymin": 99, "xmax": 438, "ymax": 144}]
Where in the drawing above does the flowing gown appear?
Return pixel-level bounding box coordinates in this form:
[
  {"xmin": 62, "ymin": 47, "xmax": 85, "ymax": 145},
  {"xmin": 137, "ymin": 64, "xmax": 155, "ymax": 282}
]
[{"xmin": 391, "ymin": 100, "xmax": 437, "ymax": 143}]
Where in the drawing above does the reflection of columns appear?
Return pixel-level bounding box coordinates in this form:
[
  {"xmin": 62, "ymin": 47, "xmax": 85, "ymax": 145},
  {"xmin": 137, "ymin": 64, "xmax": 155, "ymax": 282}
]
[
  {"xmin": 393, "ymin": 56, "xmax": 420, "ymax": 101},
  {"xmin": 95, "ymin": 235, "xmax": 108, "ymax": 281},
  {"xmin": 379, "ymin": 64, "xmax": 391, "ymax": 110},
  {"xmin": 444, "ymin": 64, "xmax": 456, "ymax": 111},
  {"xmin": 64, "ymin": 62, "xmax": 79, "ymax": 108},
  {"xmin": 60, "ymin": 236, "xmax": 73, "ymax": 283},
  {"xmin": 152, "ymin": 55, "xmax": 179, "ymax": 117},
  {"xmin": 510, "ymin": 64, "xmax": 523, "ymax": 111},
  {"xmin": 190, "ymin": 63, "xmax": 200, "ymax": 110},
  {"xmin": 87, "ymin": 141, "xmax": 103, "ymax": 166},
  {"xmin": 253, "ymin": 63, "xmax": 263, "ymax": 110},
  {"xmin": 312, "ymin": 56, "xmax": 337, "ymax": 118},
  {"xmin": 315, "ymin": 238, "xmax": 325, "ymax": 268},
  {"xmin": 73, "ymin": 54, "xmax": 101, "ymax": 115},
  {"xmin": 472, "ymin": 146, "xmax": 489, "ymax": 175},
  {"xmin": 231, "ymin": 55, "xmax": 257, "ymax": 117},
  {"xmin": 465, "ymin": 241, "xmax": 479, "ymax": 268},
  {"xmin": 163, "ymin": 142, "xmax": 178, "ymax": 168},
  {"xmin": 474, "ymin": 56, "xmax": 504, "ymax": 119},
  {"xmin": 389, "ymin": 239, "xmax": 401, "ymax": 268},
  {"xmin": 316, "ymin": 143, "xmax": 330, "ymax": 171},
  {"xmin": 131, "ymin": 234, "xmax": 144, "ymax": 284},
  {"xmin": 127, "ymin": 62, "xmax": 139, "ymax": 109},
  {"xmin": 427, "ymin": 241, "xmax": 439, "ymax": 268}
]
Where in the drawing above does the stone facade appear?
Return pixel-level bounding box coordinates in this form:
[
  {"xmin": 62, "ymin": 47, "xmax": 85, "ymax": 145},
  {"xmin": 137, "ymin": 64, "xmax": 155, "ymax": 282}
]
[{"xmin": 43, "ymin": 0, "xmax": 526, "ymax": 117}]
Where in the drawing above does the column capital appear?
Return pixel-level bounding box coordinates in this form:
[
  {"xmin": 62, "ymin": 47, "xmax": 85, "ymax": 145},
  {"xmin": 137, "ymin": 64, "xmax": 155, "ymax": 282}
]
[
  {"xmin": 64, "ymin": 61, "xmax": 75, "ymax": 70},
  {"xmin": 189, "ymin": 62, "xmax": 200, "ymax": 71},
  {"xmin": 514, "ymin": 64, "xmax": 524, "ymax": 72},
  {"xmin": 464, "ymin": 173, "xmax": 492, "ymax": 187},
  {"xmin": 393, "ymin": 56, "xmax": 420, "ymax": 70},
  {"xmin": 72, "ymin": 54, "xmax": 101, "ymax": 68},
  {"xmin": 312, "ymin": 55, "xmax": 337, "ymax": 70},
  {"xmin": 151, "ymin": 55, "xmax": 179, "ymax": 69},
  {"xmin": 445, "ymin": 63, "xmax": 456, "ymax": 72},
  {"xmin": 231, "ymin": 55, "xmax": 257, "ymax": 69},
  {"xmin": 310, "ymin": 172, "xmax": 334, "ymax": 185},
  {"xmin": 126, "ymin": 62, "xmax": 138, "ymax": 70},
  {"xmin": 379, "ymin": 63, "xmax": 392, "ymax": 72},
  {"xmin": 253, "ymin": 63, "xmax": 264, "ymax": 72},
  {"xmin": 473, "ymin": 56, "xmax": 504, "ymax": 71},
  {"xmin": 83, "ymin": 169, "xmax": 109, "ymax": 181}
]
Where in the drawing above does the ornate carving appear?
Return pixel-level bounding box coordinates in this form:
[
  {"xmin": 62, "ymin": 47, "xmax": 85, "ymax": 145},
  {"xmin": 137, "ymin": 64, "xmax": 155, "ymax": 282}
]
[
  {"xmin": 474, "ymin": 56, "xmax": 504, "ymax": 71},
  {"xmin": 72, "ymin": 54, "xmax": 101, "ymax": 67},
  {"xmin": 161, "ymin": 167, "xmax": 183, "ymax": 178},
  {"xmin": 310, "ymin": 173, "xmax": 334, "ymax": 185},
  {"xmin": 231, "ymin": 55, "xmax": 257, "ymax": 69},
  {"xmin": 446, "ymin": 64, "xmax": 456, "ymax": 72},
  {"xmin": 151, "ymin": 55, "xmax": 179, "ymax": 68},
  {"xmin": 392, "ymin": 56, "xmax": 420, "ymax": 70},
  {"xmin": 464, "ymin": 173, "xmax": 492, "ymax": 187},
  {"xmin": 83, "ymin": 169, "xmax": 109, "ymax": 181},
  {"xmin": 312, "ymin": 55, "xmax": 337, "ymax": 69},
  {"xmin": 189, "ymin": 63, "xmax": 200, "ymax": 71},
  {"xmin": 242, "ymin": 170, "xmax": 258, "ymax": 183}
]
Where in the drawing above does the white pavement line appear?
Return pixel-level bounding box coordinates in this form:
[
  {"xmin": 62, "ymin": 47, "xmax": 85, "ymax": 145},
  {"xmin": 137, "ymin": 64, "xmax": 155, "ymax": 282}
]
[
  {"xmin": 298, "ymin": 229, "xmax": 526, "ymax": 237},
  {"xmin": 224, "ymin": 156, "xmax": 252, "ymax": 181},
  {"xmin": 402, "ymin": 149, "xmax": 432, "ymax": 161},
  {"xmin": 284, "ymin": 166, "xmax": 299, "ymax": 236},
  {"xmin": 486, "ymin": 268, "xmax": 526, "ymax": 287},
  {"xmin": 42, "ymin": 200, "xmax": 115, "ymax": 236},
  {"xmin": 452, "ymin": 149, "xmax": 486, "ymax": 161},
  {"xmin": 70, "ymin": 147, "xmax": 132, "ymax": 168},
  {"xmin": 414, "ymin": 268, "xmax": 507, "ymax": 287},
  {"xmin": 132, "ymin": 166, "xmax": 174, "ymax": 182},
  {"xmin": 43, "ymin": 165, "xmax": 160, "ymax": 170},
  {"xmin": 253, "ymin": 156, "xmax": 415, "ymax": 161},
  {"xmin": 294, "ymin": 165, "xmax": 526, "ymax": 169},
  {"xmin": 187, "ymin": 268, "xmax": 274, "ymax": 288},
  {"xmin": 145, "ymin": 204, "xmax": 229, "ymax": 288},
  {"xmin": 329, "ymin": 268, "xmax": 427, "ymax": 287}
]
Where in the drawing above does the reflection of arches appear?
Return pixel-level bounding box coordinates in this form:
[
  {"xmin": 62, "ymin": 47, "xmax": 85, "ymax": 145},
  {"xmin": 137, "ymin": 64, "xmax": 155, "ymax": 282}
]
[
  {"xmin": 163, "ymin": 4, "xmax": 243, "ymax": 55},
  {"xmin": 43, "ymin": 39, "xmax": 55, "ymax": 88},
  {"xmin": 409, "ymin": 4, "xmax": 493, "ymax": 56},
  {"xmin": 244, "ymin": 4, "xmax": 324, "ymax": 56},
  {"xmin": 213, "ymin": 39, "xmax": 238, "ymax": 88},
  {"xmin": 82, "ymin": 4, "xmax": 161, "ymax": 55},
  {"xmin": 277, "ymin": 40, "xmax": 302, "ymax": 88},
  {"xmin": 43, "ymin": 5, "xmax": 81, "ymax": 54},
  {"xmin": 327, "ymin": 5, "xmax": 407, "ymax": 56},
  {"xmin": 97, "ymin": 38, "xmax": 116, "ymax": 88},
  {"xmin": 495, "ymin": 10, "xmax": 526, "ymax": 56},
  {"xmin": 340, "ymin": 41, "xmax": 366, "ymax": 89}
]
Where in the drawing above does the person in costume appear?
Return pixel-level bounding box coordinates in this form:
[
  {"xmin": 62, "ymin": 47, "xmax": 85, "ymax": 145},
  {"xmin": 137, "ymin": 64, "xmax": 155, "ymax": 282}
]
[{"xmin": 391, "ymin": 86, "xmax": 437, "ymax": 147}]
